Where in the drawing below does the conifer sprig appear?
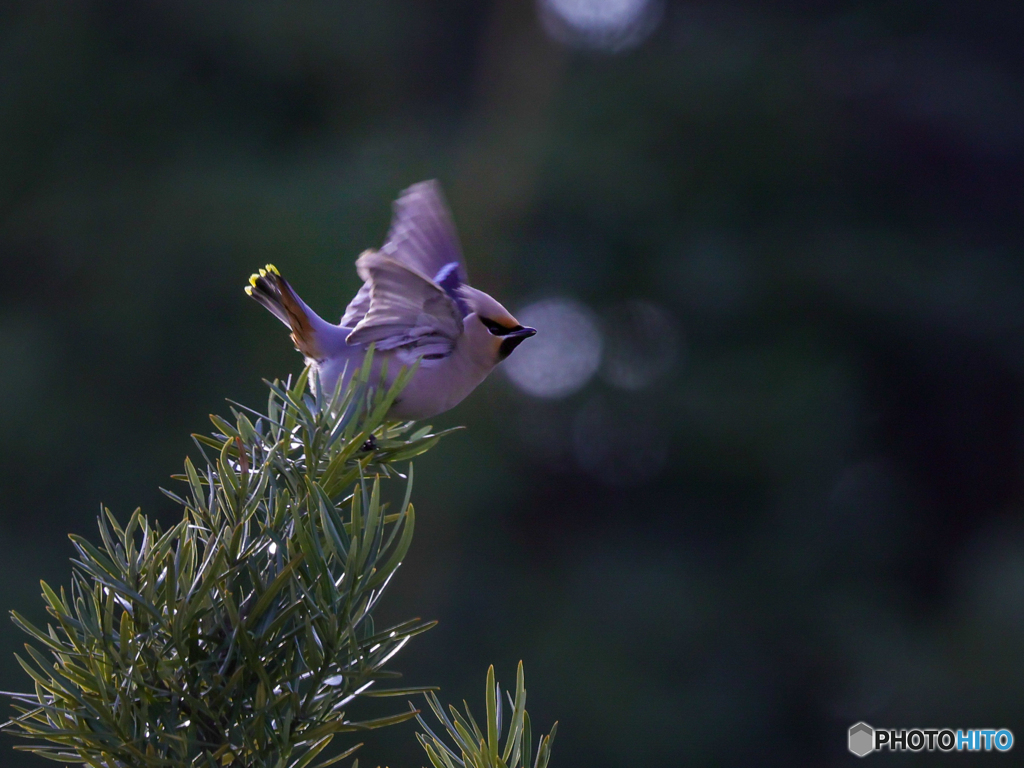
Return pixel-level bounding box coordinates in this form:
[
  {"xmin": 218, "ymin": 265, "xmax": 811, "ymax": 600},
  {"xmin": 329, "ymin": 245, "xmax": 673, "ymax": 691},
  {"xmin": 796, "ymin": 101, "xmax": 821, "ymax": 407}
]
[
  {"xmin": 414, "ymin": 663, "xmax": 557, "ymax": 768},
  {"xmin": 2, "ymin": 355, "xmax": 455, "ymax": 768}
]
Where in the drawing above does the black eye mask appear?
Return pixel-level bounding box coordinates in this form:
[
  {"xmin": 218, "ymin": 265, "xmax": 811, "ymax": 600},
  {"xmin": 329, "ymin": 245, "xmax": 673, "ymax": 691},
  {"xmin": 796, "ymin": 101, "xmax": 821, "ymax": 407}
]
[{"xmin": 479, "ymin": 317, "xmax": 517, "ymax": 336}]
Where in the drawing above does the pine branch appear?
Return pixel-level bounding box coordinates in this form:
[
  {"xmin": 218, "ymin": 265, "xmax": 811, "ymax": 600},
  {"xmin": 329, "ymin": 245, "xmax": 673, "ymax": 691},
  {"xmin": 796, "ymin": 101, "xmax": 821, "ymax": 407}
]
[
  {"xmin": 2, "ymin": 354, "xmax": 453, "ymax": 768},
  {"xmin": 414, "ymin": 662, "xmax": 557, "ymax": 768}
]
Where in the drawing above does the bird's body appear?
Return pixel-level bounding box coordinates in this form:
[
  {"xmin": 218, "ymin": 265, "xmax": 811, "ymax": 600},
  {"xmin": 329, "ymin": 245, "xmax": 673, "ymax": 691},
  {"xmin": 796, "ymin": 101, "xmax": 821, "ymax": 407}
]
[
  {"xmin": 296, "ymin": 317, "xmax": 499, "ymax": 420},
  {"xmin": 246, "ymin": 181, "xmax": 535, "ymax": 420}
]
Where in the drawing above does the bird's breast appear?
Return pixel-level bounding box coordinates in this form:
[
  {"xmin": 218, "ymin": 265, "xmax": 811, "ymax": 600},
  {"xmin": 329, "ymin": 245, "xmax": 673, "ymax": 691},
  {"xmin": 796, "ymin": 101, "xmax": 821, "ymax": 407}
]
[{"xmin": 313, "ymin": 338, "xmax": 493, "ymax": 420}]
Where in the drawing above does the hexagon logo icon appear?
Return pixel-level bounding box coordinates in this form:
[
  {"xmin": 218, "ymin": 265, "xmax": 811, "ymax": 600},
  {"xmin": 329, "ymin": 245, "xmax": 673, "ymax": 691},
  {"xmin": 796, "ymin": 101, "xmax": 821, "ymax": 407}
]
[{"xmin": 849, "ymin": 722, "xmax": 875, "ymax": 757}]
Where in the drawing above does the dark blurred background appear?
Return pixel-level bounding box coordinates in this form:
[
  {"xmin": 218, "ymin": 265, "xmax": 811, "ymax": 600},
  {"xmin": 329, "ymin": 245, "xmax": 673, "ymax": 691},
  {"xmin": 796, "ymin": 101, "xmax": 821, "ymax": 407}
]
[{"xmin": 2, "ymin": 1, "xmax": 1024, "ymax": 765}]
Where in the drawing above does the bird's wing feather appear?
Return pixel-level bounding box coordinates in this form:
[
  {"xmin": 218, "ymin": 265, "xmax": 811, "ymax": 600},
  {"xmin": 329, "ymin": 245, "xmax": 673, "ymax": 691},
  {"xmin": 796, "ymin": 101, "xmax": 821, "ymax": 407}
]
[
  {"xmin": 345, "ymin": 251, "xmax": 464, "ymax": 355},
  {"xmin": 383, "ymin": 180, "xmax": 467, "ymax": 283},
  {"xmin": 339, "ymin": 276, "xmax": 372, "ymax": 328},
  {"xmin": 340, "ymin": 180, "xmax": 469, "ymax": 325}
]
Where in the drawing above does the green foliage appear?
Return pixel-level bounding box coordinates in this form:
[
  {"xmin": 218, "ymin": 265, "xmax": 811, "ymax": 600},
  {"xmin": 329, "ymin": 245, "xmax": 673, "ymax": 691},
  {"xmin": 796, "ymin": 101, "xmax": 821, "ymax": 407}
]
[
  {"xmin": 1, "ymin": 357, "xmax": 458, "ymax": 767},
  {"xmin": 415, "ymin": 663, "xmax": 556, "ymax": 768}
]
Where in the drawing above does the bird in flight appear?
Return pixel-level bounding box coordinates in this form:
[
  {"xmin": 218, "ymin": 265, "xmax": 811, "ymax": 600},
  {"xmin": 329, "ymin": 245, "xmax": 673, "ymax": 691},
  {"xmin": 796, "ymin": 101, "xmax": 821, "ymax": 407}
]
[{"xmin": 246, "ymin": 180, "xmax": 536, "ymax": 420}]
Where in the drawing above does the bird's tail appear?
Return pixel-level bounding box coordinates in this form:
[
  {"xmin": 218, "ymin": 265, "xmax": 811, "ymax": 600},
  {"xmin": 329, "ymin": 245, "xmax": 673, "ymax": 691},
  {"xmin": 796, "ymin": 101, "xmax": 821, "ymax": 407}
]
[{"xmin": 246, "ymin": 264, "xmax": 325, "ymax": 360}]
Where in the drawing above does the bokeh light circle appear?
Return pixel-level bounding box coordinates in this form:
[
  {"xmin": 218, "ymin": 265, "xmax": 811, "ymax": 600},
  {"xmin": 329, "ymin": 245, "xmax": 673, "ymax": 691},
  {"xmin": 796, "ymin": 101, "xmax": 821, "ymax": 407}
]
[
  {"xmin": 601, "ymin": 300, "xmax": 680, "ymax": 389},
  {"xmin": 504, "ymin": 297, "xmax": 603, "ymax": 398},
  {"xmin": 538, "ymin": 0, "xmax": 662, "ymax": 52}
]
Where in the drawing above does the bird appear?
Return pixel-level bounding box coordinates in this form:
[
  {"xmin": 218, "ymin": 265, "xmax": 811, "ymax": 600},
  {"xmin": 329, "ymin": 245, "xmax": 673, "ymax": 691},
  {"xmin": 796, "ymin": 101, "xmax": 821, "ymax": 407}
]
[{"xmin": 245, "ymin": 180, "xmax": 536, "ymax": 420}]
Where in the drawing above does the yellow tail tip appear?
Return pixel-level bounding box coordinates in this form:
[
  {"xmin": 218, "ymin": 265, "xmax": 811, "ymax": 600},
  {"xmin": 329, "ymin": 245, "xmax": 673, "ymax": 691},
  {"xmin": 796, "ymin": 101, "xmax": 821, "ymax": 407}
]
[
  {"xmin": 258, "ymin": 268, "xmax": 267, "ymax": 277},
  {"xmin": 265, "ymin": 263, "xmax": 280, "ymax": 275},
  {"xmin": 244, "ymin": 286, "xmax": 253, "ymax": 296},
  {"xmin": 248, "ymin": 274, "xmax": 259, "ymax": 287}
]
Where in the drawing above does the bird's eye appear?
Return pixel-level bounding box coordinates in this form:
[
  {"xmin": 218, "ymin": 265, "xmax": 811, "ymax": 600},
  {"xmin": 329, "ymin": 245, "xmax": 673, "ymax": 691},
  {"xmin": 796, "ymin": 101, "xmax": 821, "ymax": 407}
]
[{"xmin": 480, "ymin": 318, "xmax": 513, "ymax": 336}]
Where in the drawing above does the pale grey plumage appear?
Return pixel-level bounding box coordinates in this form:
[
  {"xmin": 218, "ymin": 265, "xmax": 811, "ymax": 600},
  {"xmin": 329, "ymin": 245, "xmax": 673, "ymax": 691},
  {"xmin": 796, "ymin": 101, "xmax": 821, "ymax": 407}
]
[
  {"xmin": 339, "ymin": 181, "xmax": 469, "ymax": 328},
  {"xmin": 346, "ymin": 251, "xmax": 463, "ymax": 356},
  {"xmin": 246, "ymin": 180, "xmax": 535, "ymax": 420}
]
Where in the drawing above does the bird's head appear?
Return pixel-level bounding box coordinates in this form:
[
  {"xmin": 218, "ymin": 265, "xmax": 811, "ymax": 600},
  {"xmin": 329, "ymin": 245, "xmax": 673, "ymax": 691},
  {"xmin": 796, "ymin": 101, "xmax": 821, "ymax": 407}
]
[{"xmin": 458, "ymin": 285, "xmax": 536, "ymax": 363}]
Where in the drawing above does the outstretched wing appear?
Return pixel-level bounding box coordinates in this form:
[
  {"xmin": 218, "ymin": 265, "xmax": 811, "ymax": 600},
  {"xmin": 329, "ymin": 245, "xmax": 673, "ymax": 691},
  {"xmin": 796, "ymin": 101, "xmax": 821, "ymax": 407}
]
[
  {"xmin": 342, "ymin": 180, "xmax": 469, "ymax": 326},
  {"xmin": 384, "ymin": 180, "xmax": 467, "ymax": 285},
  {"xmin": 345, "ymin": 251, "xmax": 464, "ymax": 358}
]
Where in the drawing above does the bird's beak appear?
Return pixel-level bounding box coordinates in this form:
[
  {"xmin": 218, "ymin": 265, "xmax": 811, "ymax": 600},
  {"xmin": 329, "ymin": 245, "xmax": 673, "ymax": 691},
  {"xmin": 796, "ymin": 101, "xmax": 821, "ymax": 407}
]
[{"xmin": 499, "ymin": 326, "xmax": 537, "ymax": 360}]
